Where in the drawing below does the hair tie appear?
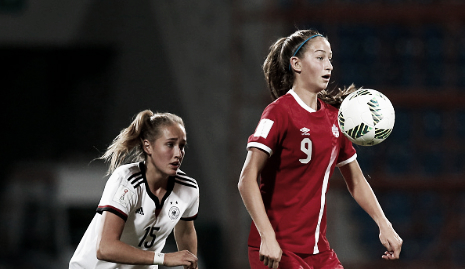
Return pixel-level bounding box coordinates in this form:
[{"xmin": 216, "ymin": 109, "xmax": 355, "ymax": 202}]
[{"xmin": 288, "ymin": 34, "xmax": 323, "ymax": 71}]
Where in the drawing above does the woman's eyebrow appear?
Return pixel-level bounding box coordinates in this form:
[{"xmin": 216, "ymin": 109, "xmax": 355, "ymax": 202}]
[{"xmin": 315, "ymin": 49, "xmax": 331, "ymax": 53}]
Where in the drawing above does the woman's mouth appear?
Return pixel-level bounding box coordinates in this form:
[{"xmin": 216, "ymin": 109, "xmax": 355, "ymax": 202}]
[{"xmin": 170, "ymin": 162, "xmax": 180, "ymax": 168}]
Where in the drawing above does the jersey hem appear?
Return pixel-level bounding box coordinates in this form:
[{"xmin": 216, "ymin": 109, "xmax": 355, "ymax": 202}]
[
  {"xmin": 247, "ymin": 242, "xmax": 330, "ymax": 255},
  {"xmin": 247, "ymin": 142, "xmax": 273, "ymax": 156},
  {"xmin": 96, "ymin": 205, "xmax": 128, "ymax": 221},
  {"xmin": 181, "ymin": 213, "xmax": 198, "ymax": 221},
  {"xmin": 336, "ymin": 153, "xmax": 357, "ymax": 167}
]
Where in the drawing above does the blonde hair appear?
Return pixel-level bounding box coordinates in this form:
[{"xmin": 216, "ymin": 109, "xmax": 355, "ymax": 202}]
[{"xmin": 100, "ymin": 110, "xmax": 184, "ymax": 174}]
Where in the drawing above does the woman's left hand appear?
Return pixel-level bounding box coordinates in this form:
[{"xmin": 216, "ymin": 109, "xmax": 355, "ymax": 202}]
[{"xmin": 379, "ymin": 222, "xmax": 403, "ymax": 260}]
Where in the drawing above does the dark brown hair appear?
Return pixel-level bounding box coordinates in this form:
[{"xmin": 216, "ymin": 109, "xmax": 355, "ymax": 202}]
[{"xmin": 262, "ymin": 29, "xmax": 357, "ymax": 107}]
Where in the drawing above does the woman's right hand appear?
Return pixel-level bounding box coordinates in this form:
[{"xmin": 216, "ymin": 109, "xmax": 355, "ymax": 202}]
[
  {"xmin": 259, "ymin": 235, "xmax": 282, "ymax": 269},
  {"xmin": 163, "ymin": 250, "xmax": 198, "ymax": 268}
]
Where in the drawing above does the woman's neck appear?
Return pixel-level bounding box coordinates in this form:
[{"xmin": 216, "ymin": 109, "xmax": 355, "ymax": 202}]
[
  {"xmin": 144, "ymin": 161, "xmax": 169, "ymax": 196},
  {"xmin": 293, "ymin": 87, "xmax": 319, "ymax": 110}
]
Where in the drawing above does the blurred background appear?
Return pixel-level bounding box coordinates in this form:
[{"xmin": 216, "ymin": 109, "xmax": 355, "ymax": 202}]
[{"xmin": 1, "ymin": 0, "xmax": 465, "ymax": 268}]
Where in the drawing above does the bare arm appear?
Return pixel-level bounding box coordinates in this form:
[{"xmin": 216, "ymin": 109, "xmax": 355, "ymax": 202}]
[
  {"xmin": 339, "ymin": 160, "xmax": 403, "ymax": 260},
  {"xmin": 237, "ymin": 148, "xmax": 282, "ymax": 269},
  {"xmin": 96, "ymin": 211, "xmax": 154, "ymax": 265},
  {"xmin": 173, "ymin": 220, "xmax": 198, "ymax": 268},
  {"xmin": 96, "ymin": 211, "xmax": 198, "ymax": 267},
  {"xmin": 174, "ymin": 220, "xmax": 197, "ymax": 254}
]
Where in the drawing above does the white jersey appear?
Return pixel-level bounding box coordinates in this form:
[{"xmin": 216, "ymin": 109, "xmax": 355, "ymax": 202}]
[{"xmin": 69, "ymin": 162, "xmax": 199, "ymax": 269}]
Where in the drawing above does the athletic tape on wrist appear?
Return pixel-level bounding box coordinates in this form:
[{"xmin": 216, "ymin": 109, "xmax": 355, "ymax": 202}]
[{"xmin": 153, "ymin": 253, "xmax": 165, "ymax": 265}]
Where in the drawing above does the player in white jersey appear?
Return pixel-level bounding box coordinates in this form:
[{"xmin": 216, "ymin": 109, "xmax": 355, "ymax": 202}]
[{"xmin": 69, "ymin": 110, "xmax": 199, "ymax": 269}]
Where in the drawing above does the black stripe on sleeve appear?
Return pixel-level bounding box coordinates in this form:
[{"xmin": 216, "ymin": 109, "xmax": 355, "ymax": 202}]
[
  {"xmin": 181, "ymin": 213, "xmax": 198, "ymax": 221},
  {"xmin": 134, "ymin": 179, "xmax": 144, "ymax": 189},
  {"xmin": 96, "ymin": 205, "xmax": 128, "ymax": 222},
  {"xmin": 130, "ymin": 176, "xmax": 143, "ymax": 184},
  {"xmin": 174, "ymin": 179, "xmax": 197, "ymax": 189},
  {"xmin": 175, "ymin": 175, "xmax": 197, "ymax": 186},
  {"xmin": 127, "ymin": 172, "xmax": 142, "ymax": 183}
]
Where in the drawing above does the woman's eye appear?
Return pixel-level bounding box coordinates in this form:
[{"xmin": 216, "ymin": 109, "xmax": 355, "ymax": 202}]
[{"xmin": 180, "ymin": 144, "xmax": 187, "ymax": 151}]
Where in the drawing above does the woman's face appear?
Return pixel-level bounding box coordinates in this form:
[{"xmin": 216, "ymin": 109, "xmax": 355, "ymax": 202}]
[
  {"xmin": 146, "ymin": 123, "xmax": 186, "ymax": 178},
  {"xmin": 296, "ymin": 37, "xmax": 333, "ymax": 92}
]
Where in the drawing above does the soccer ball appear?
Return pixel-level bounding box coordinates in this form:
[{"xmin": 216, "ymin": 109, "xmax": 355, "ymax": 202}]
[{"xmin": 338, "ymin": 89, "xmax": 395, "ymax": 146}]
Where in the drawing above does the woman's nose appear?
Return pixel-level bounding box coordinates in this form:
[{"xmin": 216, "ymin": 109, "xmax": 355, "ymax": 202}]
[
  {"xmin": 326, "ymin": 59, "xmax": 333, "ymax": 70},
  {"xmin": 174, "ymin": 146, "xmax": 183, "ymax": 158}
]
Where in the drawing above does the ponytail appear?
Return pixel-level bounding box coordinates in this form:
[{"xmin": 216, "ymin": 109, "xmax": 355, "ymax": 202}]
[
  {"xmin": 263, "ymin": 37, "xmax": 290, "ymax": 100},
  {"xmin": 263, "ymin": 29, "xmax": 324, "ymax": 100},
  {"xmin": 318, "ymin": 84, "xmax": 358, "ymax": 109},
  {"xmin": 100, "ymin": 110, "xmax": 184, "ymax": 174},
  {"xmin": 263, "ymin": 29, "xmax": 358, "ymax": 107}
]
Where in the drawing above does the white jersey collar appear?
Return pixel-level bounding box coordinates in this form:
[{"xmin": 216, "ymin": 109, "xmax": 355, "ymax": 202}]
[{"xmin": 288, "ymin": 89, "xmax": 317, "ymax": 113}]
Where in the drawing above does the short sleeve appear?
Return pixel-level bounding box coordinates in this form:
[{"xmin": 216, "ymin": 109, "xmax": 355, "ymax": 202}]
[
  {"xmin": 181, "ymin": 188, "xmax": 199, "ymax": 221},
  {"xmin": 247, "ymin": 102, "xmax": 287, "ymax": 156},
  {"xmin": 96, "ymin": 167, "xmax": 138, "ymax": 221},
  {"xmin": 336, "ymin": 134, "xmax": 357, "ymax": 167}
]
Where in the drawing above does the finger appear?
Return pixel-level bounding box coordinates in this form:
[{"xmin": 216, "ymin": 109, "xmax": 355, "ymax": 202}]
[
  {"xmin": 382, "ymin": 251, "xmax": 394, "ymax": 260},
  {"xmin": 259, "ymin": 254, "xmax": 265, "ymax": 261},
  {"xmin": 267, "ymin": 259, "xmax": 274, "ymax": 268},
  {"xmin": 189, "ymin": 256, "xmax": 198, "ymax": 269},
  {"xmin": 392, "ymin": 248, "xmax": 401, "ymax": 259},
  {"xmin": 392, "ymin": 249, "xmax": 400, "ymax": 259},
  {"xmin": 273, "ymin": 260, "xmax": 280, "ymax": 269},
  {"xmin": 267, "ymin": 258, "xmax": 274, "ymax": 268},
  {"xmin": 262, "ymin": 256, "xmax": 269, "ymax": 267},
  {"xmin": 183, "ymin": 254, "xmax": 197, "ymax": 267},
  {"xmin": 393, "ymin": 242, "xmax": 402, "ymax": 259},
  {"xmin": 384, "ymin": 240, "xmax": 401, "ymax": 259},
  {"xmin": 266, "ymin": 257, "xmax": 274, "ymax": 268}
]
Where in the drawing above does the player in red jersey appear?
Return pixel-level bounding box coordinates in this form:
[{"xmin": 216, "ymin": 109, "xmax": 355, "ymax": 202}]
[{"xmin": 238, "ymin": 29, "xmax": 403, "ymax": 269}]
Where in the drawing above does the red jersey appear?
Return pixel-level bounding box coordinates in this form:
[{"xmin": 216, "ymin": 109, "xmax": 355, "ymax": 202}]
[{"xmin": 247, "ymin": 90, "xmax": 357, "ymax": 254}]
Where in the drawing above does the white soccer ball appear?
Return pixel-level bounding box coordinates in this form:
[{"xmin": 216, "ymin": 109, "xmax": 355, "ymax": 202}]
[{"xmin": 338, "ymin": 89, "xmax": 395, "ymax": 146}]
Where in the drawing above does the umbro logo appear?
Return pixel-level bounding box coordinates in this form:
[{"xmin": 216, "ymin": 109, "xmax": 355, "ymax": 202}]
[
  {"xmin": 300, "ymin": 127, "xmax": 310, "ymax": 136},
  {"xmin": 135, "ymin": 207, "xmax": 144, "ymax": 215}
]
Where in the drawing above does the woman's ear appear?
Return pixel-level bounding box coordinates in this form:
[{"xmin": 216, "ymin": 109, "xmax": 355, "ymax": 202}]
[
  {"xmin": 143, "ymin": 140, "xmax": 152, "ymax": 155},
  {"xmin": 290, "ymin": 56, "xmax": 301, "ymax": 72}
]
